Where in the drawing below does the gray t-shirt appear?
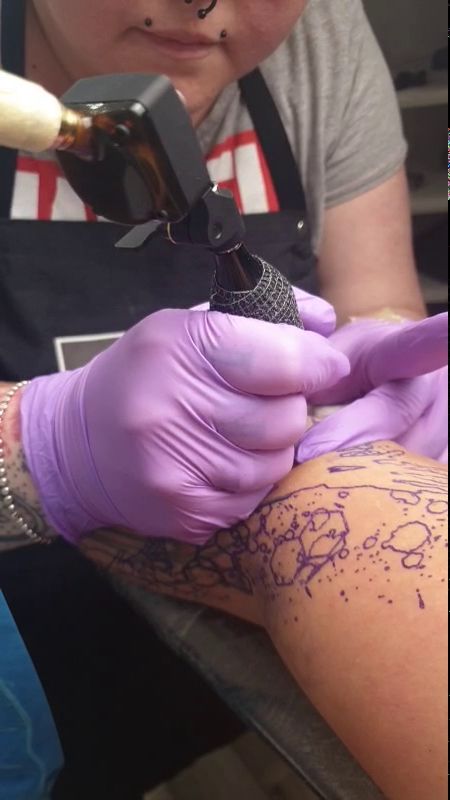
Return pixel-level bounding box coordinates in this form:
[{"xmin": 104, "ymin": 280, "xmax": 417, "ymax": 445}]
[{"xmin": 1, "ymin": 0, "xmax": 407, "ymax": 253}]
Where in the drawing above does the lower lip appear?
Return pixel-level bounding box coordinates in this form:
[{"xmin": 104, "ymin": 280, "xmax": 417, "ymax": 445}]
[{"xmin": 143, "ymin": 32, "xmax": 217, "ymax": 61}]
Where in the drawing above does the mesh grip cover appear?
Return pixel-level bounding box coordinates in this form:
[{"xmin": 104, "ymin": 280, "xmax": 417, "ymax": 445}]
[{"xmin": 210, "ymin": 257, "xmax": 303, "ymax": 329}]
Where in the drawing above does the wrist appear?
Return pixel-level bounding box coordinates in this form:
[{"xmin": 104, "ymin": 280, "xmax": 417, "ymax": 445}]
[
  {"xmin": 22, "ymin": 370, "xmax": 123, "ymax": 543},
  {"xmin": 0, "ymin": 382, "xmax": 57, "ymax": 550}
]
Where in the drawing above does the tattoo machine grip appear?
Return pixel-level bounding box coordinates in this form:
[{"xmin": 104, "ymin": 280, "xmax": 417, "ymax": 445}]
[{"xmin": 210, "ymin": 248, "xmax": 303, "ymax": 329}]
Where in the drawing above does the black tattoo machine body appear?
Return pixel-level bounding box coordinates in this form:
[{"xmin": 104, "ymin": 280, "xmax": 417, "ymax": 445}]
[{"xmin": 0, "ymin": 70, "xmax": 301, "ymax": 327}]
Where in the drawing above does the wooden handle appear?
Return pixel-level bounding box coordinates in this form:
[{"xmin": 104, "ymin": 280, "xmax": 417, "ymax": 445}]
[{"xmin": 0, "ymin": 70, "xmax": 63, "ymax": 152}]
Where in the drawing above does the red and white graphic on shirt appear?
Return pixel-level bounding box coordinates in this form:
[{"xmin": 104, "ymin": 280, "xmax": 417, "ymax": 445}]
[
  {"xmin": 205, "ymin": 131, "xmax": 279, "ymax": 215},
  {"xmin": 12, "ymin": 130, "xmax": 279, "ymax": 221},
  {"xmin": 12, "ymin": 156, "xmax": 98, "ymax": 221}
]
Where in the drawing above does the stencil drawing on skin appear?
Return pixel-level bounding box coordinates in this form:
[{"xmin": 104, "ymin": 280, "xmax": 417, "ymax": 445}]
[
  {"xmin": 84, "ymin": 443, "xmax": 448, "ymax": 617},
  {"xmin": 236, "ymin": 484, "xmax": 445, "ymax": 611}
]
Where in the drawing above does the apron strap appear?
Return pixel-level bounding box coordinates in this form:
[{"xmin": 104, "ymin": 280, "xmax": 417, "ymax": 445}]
[
  {"xmin": 0, "ymin": 0, "xmax": 26, "ymax": 219},
  {"xmin": 239, "ymin": 69, "xmax": 307, "ymax": 213}
]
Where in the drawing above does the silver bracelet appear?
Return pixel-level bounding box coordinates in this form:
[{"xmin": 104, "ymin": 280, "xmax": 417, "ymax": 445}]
[{"xmin": 0, "ymin": 381, "xmax": 51, "ymax": 545}]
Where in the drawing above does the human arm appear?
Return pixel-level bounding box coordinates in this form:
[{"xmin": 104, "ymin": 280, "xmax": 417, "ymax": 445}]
[
  {"xmin": 318, "ymin": 168, "xmax": 426, "ymax": 325},
  {"xmin": 80, "ymin": 443, "xmax": 448, "ymax": 800},
  {"xmin": 0, "ymin": 302, "xmax": 348, "ymax": 549},
  {"xmin": 316, "ymin": 0, "xmax": 426, "ymax": 325}
]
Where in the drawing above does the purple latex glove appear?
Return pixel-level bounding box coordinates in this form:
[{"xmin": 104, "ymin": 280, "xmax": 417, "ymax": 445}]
[
  {"xmin": 21, "ymin": 309, "xmax": 349, "ymax": 545},
  {"xmin": 310, "ymin": 313, "xmax": 449, "ymax": 404},
  {"xmin": 397, "ymin": 366, "xmax": 448, "ymax": 463},
  {"xmin": 297, "ymin": 314, "xmax": 448, "ymax": 464}
]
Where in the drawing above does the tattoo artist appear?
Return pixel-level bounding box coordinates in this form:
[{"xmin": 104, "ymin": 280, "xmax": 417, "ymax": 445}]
[{"xmin": 0, "ymin": 0, "xmax": 448, "ymax": 797}]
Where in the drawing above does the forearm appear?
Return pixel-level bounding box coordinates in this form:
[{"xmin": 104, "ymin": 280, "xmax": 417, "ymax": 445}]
[
  {"xmin": 81, "ymin": 442, "xmax": 448, "ymax": 624},
  {"xmin": 318, "ymin": 169, "xmax": 427, "ymax": 324},
  {"xmin": 0, "ymin": 382, "xmax": 56, "ymax": 552},
  {"xmin": 80, "ymin": 525, "xmax": 263, "ymax": 625},
  {"xmin": 81, "ymin": 443, "xmax": 448, "ymax": 800}
]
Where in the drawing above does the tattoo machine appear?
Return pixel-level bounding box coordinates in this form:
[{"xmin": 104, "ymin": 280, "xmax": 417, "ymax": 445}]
[{"xmin": 0, "ymin": 70, "xmax": 302, "ymax": 327}]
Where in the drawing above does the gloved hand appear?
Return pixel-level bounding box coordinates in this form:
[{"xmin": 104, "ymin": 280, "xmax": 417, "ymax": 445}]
[
  {"xmin": 297, "ymin": 313, "xmax": 448, "ymax": 464},
  {"xmin": 397, "ymin": 365, "xmax": 448, "ymax": 463},
  {"xmin": 309, "ymin": 313, "xmax": 448, "ymax": 403},
  {"xmin": 21, "ymin": 308, "xmax": 349, "ymax": 545}
]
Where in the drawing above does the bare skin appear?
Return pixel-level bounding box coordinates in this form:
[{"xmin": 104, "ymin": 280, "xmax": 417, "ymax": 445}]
[{"xmin": 318, "ymin": 169, "xmax": 425, "ymax": 325}]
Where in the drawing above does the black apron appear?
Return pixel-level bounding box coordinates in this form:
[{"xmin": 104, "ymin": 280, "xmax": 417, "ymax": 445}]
[{"xmin": 0, "ymin": 2, "xmax": 316, "ymax": 797}]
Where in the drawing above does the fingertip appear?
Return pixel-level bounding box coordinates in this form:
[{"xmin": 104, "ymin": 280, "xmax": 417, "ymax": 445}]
[
  {"xmin": 294, "ymin": 334, "xmax": 351, "ymax": 397},
  {"xmin": 334, "ymin": 350, "xmax": 352, "ymax": 378},
  {"xmin": 293, "ymin": 290, "xmax": 337, "ymax": 337},
  {"xmin": 300, "ymin": 303, "xmax": 337, "ymax": 337}
]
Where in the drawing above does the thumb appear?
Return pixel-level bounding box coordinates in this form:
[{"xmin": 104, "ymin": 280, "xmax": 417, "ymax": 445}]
[
  {"xmin": 297, "ymin": 377, "xmax": 434, "ymax": 463},
  {"xmin": 291, "ymin": 286, "xmax": 338, "ymax": 337},
  {"xmin": 193, "ymin": 311, "xmax": 350, "ymax": 397}
]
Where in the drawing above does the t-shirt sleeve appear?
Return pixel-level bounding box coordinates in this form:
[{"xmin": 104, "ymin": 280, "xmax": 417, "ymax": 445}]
[{"xmin": 324, "ymin": 0, "xmax": 408, "ymax": 208}]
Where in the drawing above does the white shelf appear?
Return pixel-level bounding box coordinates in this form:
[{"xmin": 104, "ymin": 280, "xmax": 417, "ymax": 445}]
[
  {"xmin": 410, "ymin": 171, "xmax": 448, "ymax": 215},
  {"xmin": 397, "ymin": 73, "xmax": 448, "ymax": 110}
]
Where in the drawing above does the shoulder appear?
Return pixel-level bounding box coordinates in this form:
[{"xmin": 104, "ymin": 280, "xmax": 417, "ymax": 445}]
[
  {"xmin": 260, "ymin": 0, "xmax": 360, "ymax": 92},
  {"xmin": 259, "ymin": 0, "xmax": 398, "ymax": 166},
  {"xmin": 258, "ymin": 0, "xmax": 367, "ymax": 144},
  {"xmin": 256, "ymin": 0, "xmax": 367, "ymax": 168}
]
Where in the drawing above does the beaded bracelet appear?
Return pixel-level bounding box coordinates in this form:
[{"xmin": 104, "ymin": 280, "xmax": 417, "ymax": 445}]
[{"xmin": 0, "ymin": 382, "xmax": 51, "ymax": 545}]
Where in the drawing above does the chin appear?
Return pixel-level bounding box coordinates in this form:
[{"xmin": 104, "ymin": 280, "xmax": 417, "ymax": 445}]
[
  {"xmin": 109, "ymin": 42, "xmax": 228, "ymax": 126},
  {"xmin": 170, "ymin": 78, "xmax": 222, "ymax": 127}
]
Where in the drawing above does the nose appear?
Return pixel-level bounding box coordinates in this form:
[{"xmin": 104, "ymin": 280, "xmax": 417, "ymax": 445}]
[{"xmin": 183, "ymin": 0, "xmax": 219, "ymax": 20}]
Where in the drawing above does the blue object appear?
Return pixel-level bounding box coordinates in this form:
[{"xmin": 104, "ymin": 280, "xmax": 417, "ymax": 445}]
[{"xmin": 0, "ymin": 591, "xmax": 64, "ymax": 800}]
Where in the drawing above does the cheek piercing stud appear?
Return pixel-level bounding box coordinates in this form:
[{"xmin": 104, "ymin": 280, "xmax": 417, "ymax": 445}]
[
  {"xmin": 220, "ymin": 30, "xmax": 228, "ymax": 39},
  {"xmin": 144, "ymin": 17, "xmax": 153, "ymax": 27}
]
